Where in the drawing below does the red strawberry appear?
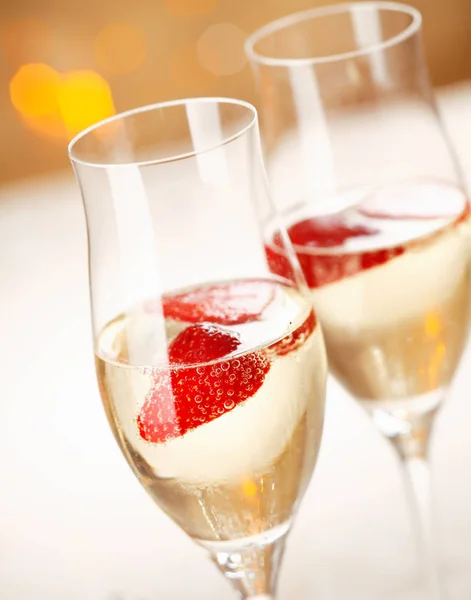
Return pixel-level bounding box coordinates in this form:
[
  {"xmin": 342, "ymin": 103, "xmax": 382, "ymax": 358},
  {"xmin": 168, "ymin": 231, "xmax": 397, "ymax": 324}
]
[
  {"xmin": 137, "ymin": 370, "xmax": 179, "ymax": 443},
  {"xmin": 268, "ymin": 215, "xmax": 404, "ymax": 288},
  {"xmin": 168, "ymin": 323, "xmax": 241, "ymax": 364},
  {"xmin": 137, "ymin": 324, "xmax": 271, "ymax": 444},
  {"xmin": 265, "ymin": 244, "xmax": 297, "ymax": 284},
  {"xmin": 160, "ymin": 280, "xmax": 275, "ymax": 326},
  {"xmin": 288, "ymin": 214, "xmax": 376, "ymax": 248},
  {"xmin": 269, "ymin": 309, "xmax": 317, "ymax": 357}
]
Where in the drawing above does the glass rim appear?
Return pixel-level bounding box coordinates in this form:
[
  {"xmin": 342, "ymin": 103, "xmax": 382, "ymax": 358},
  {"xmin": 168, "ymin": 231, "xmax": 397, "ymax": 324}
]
[
  {"xmin": 68, "ymin": 96, "xmax": 258, "ymax": 169},
  {"xmin": 245, "ymin": 1, "xmax": 422, "ymax": 68}
]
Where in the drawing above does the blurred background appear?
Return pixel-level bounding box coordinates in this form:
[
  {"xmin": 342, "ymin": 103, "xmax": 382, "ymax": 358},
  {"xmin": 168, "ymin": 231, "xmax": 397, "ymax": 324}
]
[{"xmin": 1, "ymin": 0, "xmax": 471, "ymax": 186}]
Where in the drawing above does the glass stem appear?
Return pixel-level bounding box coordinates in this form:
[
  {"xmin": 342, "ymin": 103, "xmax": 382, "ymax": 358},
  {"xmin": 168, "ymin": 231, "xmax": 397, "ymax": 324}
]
[
  {"xmin": 387, "ymin": 408, "xmax": 444, "ymax": 600},
  {"xmin": 401, "ymin": 454, "xmax": 440, "ymax": 595},
  {"xmin": 210, "ymin": 534, "xmax": 287, "ymax": 600}
]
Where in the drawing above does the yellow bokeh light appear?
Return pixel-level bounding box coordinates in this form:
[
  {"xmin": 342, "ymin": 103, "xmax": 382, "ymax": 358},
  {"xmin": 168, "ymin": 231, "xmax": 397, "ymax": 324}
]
[
  {"xmin": 425, "ymin": 313, "xmax": 441, "ymax": 337},
  {"xmin": 10, "ymin": 63, "xmax": 61, "ymax": 118},
  {"xmin": 242, "ymin": 479, "xmax": 258, "ymax": 498},
  {"xmin": 10, "ymin": 64, "xmax": 115, "ymax": 141},
  {"xmin": 58, "ymin": 70, "xmax": 115, "ymax": 136},
  {"xmin": 428, "ymin": 341, "xmax": 446, "ymax": 388},
  {"xmin": 95, "ymin": 22, "xmax": 147, "ymax": 75},
  {"xmin": 164, "ymin": 0, "xmax": 218, "ymax": 17}
]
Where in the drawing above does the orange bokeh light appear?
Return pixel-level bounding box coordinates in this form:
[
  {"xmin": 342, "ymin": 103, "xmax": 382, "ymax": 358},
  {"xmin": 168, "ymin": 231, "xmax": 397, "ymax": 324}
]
[
  {"xmin": 9, "ymin": 64, "xmax": 115, "ymax": 141},
  {"xmin": 164, "ymin": 0, "xmax": 218, "ymax": 17},
  {"xmin": 95, "ymin": 22, "xmax": 147, "ymax": 75},
  {"xmin": 10, "ymin": 63, "xmax": 61, "ymax": 118},
  {"xmin": 22, "ymin": 114, "xmax": 68, "ymax": 141}
]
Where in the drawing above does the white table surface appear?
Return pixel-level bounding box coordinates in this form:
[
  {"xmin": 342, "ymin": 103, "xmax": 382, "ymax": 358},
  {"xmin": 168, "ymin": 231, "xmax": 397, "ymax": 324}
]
[{"xmin": 1, "ymin": 83, "xmax": 471, "ymax": 600}]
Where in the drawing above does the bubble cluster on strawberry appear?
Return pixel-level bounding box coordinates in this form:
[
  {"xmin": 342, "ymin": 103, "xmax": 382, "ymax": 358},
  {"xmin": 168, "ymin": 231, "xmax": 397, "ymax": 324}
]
[
  {"xmin": 137, "ymin": 278, "xmax": 319, "ymax": 444},
  {"xmin": 161, "ymin": 280, "xmax": 275, "ymax": 325},
  {"xmin": 168, "ymin": 323, "xmax": 241, "ymax": 364},
  {"xmin": 137, "ymin": 322, "xmax": 270, "ymax": 444}
]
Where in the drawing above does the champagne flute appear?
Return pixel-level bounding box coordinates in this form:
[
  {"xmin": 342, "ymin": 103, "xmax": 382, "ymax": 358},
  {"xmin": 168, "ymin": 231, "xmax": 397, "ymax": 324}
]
[
  {"xmin": 246, "ymin": 3, "xmax": 471, "ymax": 598},
  {"xmin": 68, "ymin": 97, "xmax": 327, "ymax": 600}
]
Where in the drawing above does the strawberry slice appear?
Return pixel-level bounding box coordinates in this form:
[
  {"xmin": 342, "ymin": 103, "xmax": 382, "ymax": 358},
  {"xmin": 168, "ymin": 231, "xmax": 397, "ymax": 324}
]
[
  {"xmin": 269, "ymin": 309, "xmax": 317, "ymax": 357},
  {"xmin": 160, "ymin": 280, "xmax": 275, "ymax": 326},
  {"xmin": 137, "ymin": 370, "xmax": 179, "ymax": 443},
  {"xmin": 137, "ymin": 324, "xmax": 270, "ymax": 444},
  {"xmin": 268, "ymin": 215, "xmax": 404, "ymax": 288},
  {"xmin": 168, "ymin": 323, "xmax": 241, "ymax": 364},
  {"xmin": 265, "ymin": 244, "xmax": 297, "ymax": 284},
  {"xmin": 288, "ymin": 214, "xmax": 376, "ymax": 248}
]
